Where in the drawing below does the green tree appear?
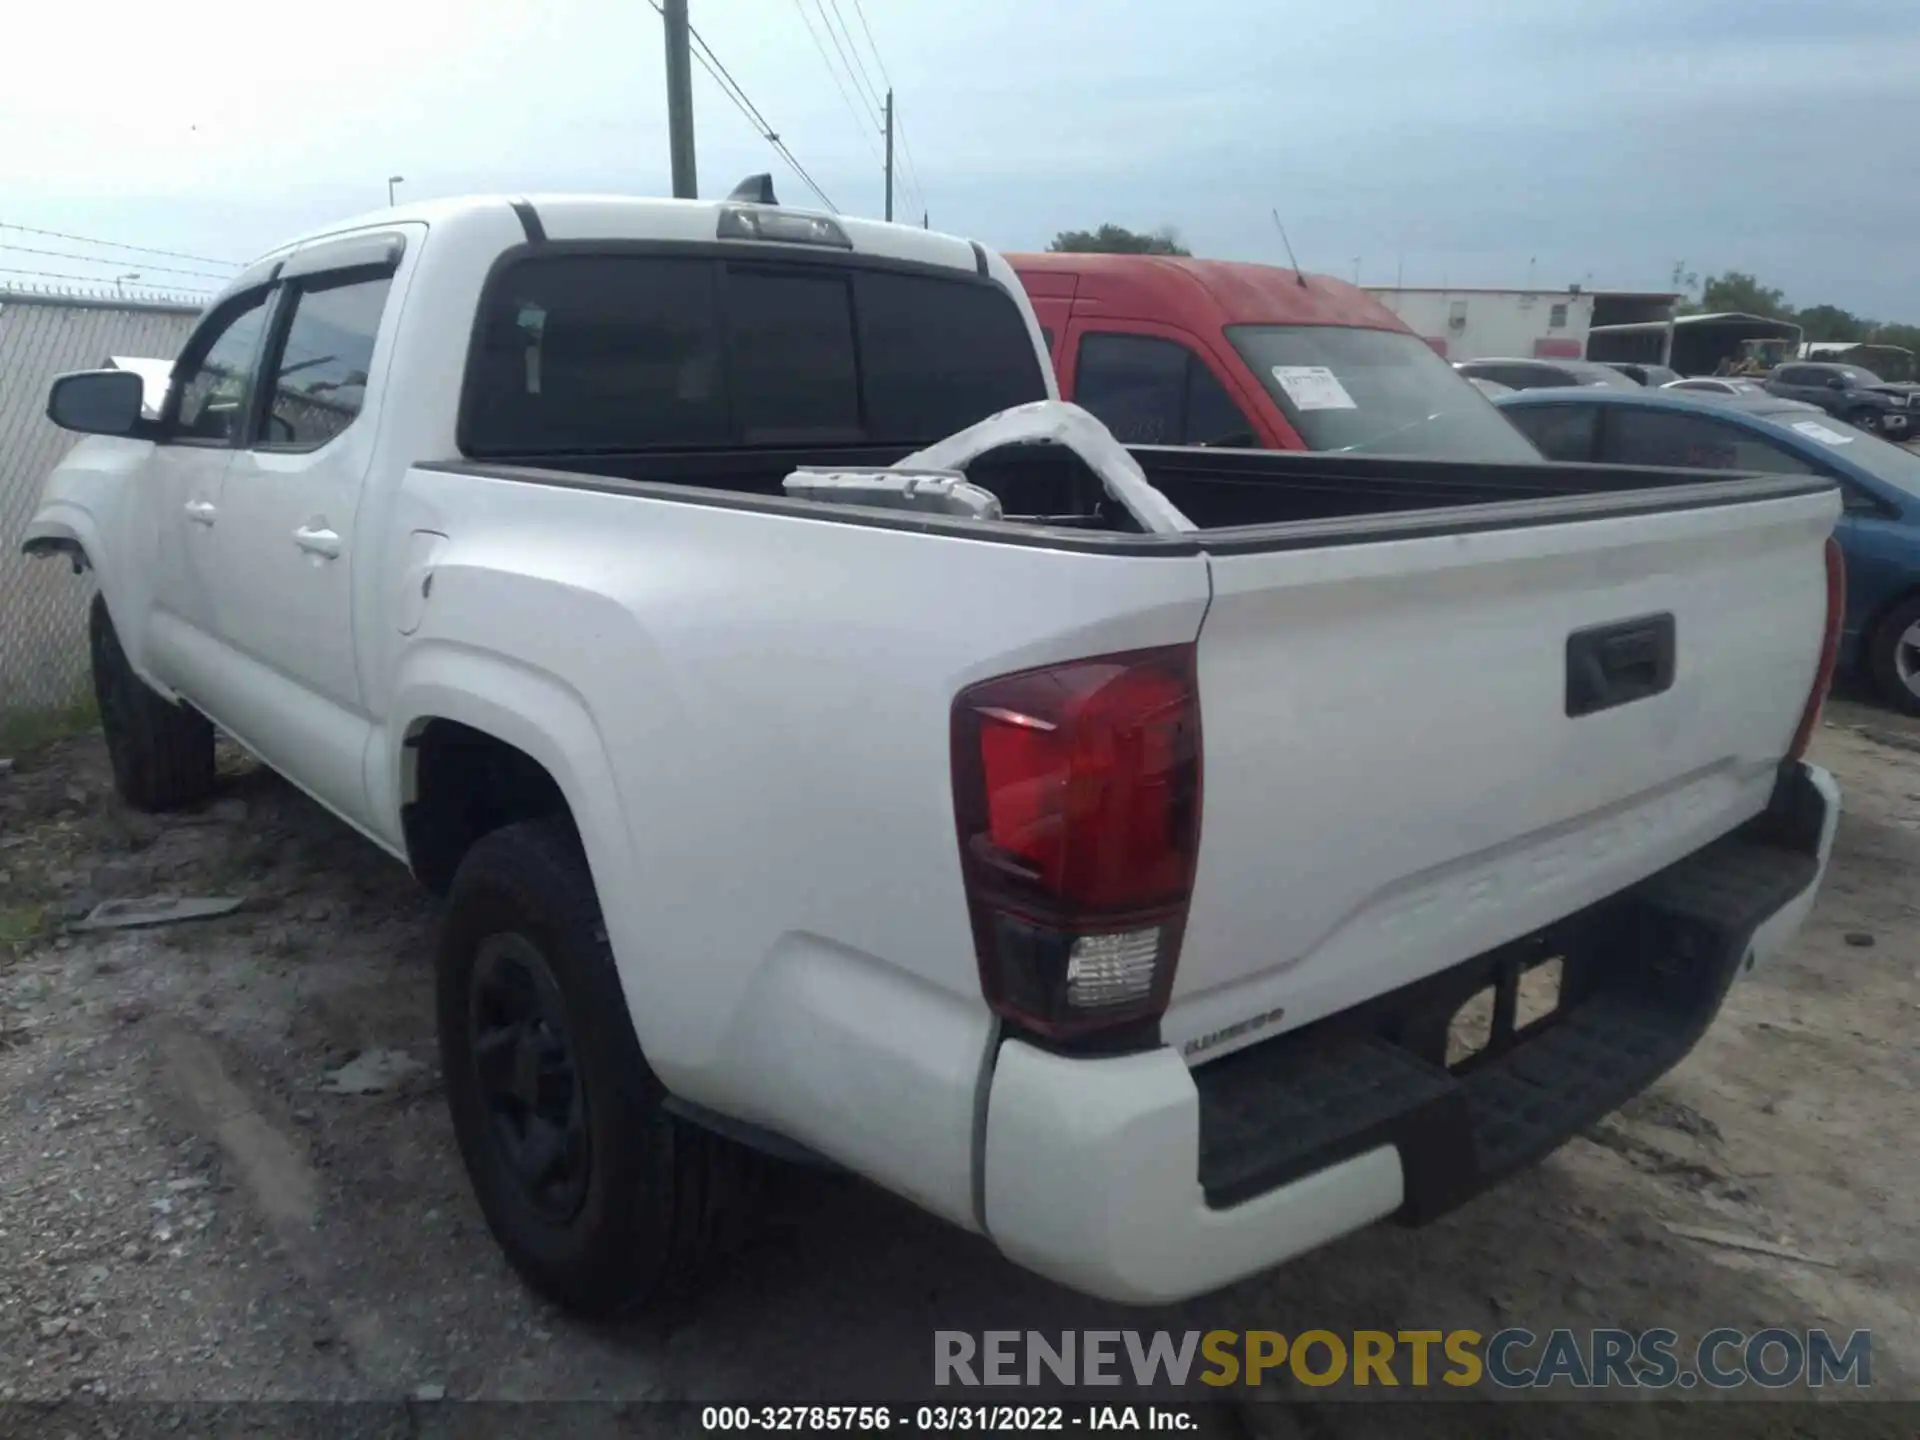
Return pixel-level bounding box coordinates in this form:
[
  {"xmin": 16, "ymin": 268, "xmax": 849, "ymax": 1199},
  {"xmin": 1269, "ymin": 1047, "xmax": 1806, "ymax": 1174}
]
[
  {"xmin": 1698, "ymin": 271, "xmax": 1792, "ymax": 320},
  {"xmin": 1048, "ymin": 223, "xmax": 1191, "ymax": 256},
  {"xmin": 1796, "ymin": 304, "xmax": 1869, "ymax": 344},
  {"xmin": 1872, "ymin": 321, "xmax": 1920, "ymax": 354}
]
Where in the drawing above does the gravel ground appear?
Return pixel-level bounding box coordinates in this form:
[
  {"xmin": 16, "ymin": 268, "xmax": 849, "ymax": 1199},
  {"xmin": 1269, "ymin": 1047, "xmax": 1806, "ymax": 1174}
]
[{"xmin": 0, "ymin": 699, "xmax": 1915, "ymax": 1430}]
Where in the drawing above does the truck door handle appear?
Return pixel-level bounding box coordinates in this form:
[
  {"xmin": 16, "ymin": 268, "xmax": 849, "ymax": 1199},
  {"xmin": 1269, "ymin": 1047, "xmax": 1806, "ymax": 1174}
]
[
  {"xmin": 183, "ymin": 500, "xmax": 218, "ymax": 526},
  {"xmin": 1565, "ymin": 613, "xmax": 1675, "ymax": 717},
  {"xmin": 292, "ymin": 524, "xmax": 343, "ymax": 559}
]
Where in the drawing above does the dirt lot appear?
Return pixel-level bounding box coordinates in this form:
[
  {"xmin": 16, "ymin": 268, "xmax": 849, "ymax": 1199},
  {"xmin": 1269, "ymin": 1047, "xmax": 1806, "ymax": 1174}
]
[{"xmin": 0, "ymin": 697, "xmax": 1915, "ymax": 1428}]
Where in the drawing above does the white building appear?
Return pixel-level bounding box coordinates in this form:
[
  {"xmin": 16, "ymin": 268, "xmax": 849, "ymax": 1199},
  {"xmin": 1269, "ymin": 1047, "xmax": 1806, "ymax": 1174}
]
[{"xmin": 1361, "ymin": 286, "xmax": 1680, "ymax": 364}]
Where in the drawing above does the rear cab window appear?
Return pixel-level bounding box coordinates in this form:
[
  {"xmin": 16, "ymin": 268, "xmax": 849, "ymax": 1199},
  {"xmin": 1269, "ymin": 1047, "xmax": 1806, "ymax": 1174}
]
[
  {"xmin": 1227, "ymin": 325, "xmax": 1541, "ymax": 462},
  {"xmin": 460, "ymin": 251, "xmax": 1046, "ymax": 456}
]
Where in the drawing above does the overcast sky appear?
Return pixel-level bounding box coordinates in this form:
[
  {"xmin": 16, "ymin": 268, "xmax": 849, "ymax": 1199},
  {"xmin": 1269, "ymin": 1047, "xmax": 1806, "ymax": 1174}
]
[{"xmin": 5, "ymin": 0, "xmax": 1918, "ymax": 316}]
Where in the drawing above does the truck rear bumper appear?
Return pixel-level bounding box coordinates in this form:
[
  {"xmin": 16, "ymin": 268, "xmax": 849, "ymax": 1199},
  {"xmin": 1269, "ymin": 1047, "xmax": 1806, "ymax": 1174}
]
[{"xmin": 981, "ymin": 763, "xmax": 1839, "ymax": 1305}]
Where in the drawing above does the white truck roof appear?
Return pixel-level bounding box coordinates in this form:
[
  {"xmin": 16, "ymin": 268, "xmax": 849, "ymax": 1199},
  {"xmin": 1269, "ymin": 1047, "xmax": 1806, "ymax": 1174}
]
[{"xmin": 249, "ymin": 193, "xmax": 987, "ymax": 281}]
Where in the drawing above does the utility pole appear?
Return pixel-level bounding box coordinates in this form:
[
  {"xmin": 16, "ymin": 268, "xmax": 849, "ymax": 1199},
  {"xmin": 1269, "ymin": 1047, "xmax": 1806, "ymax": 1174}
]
[
  {"xmin": 883, "ymin": 89, "xmax": 895, "ymax": 222},
  {"xmin": 663, "ymin": 0, "xmax": 698, "ymax": 199}
]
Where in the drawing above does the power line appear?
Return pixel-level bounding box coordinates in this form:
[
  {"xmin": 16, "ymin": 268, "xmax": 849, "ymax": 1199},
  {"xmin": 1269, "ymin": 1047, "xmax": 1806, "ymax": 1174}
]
[
  {"xmin": 821, "ymin": 0, "xmax": 885, "ymax": 121},
  {"xmin": 0, "ymin": 264, "xmax": 213, "ymax": 296},
  {"xmin": 0, "ymin": 241, "xmax": 234, "ymax": 282},
  {"xmin": 790, "ymin": 0, "xmax": 882, "ymax": 163},
  {"xmin": 890, "ymin": 108, "xmax": 928, "ymax": 221},
  {"xmin": 842, "ymin": 0, "xmax": 928, "ymax": 218},
  {"xmin": 847, "ymin": 0, "xmax": 893, "ymax": 88},
  {"xmin": 0, "ymin": 221, "xmax": 239, "ymax": 269},
  {"xmin": 644, "ymin": 0, "xmax": 840, "ymax": 213},
  {"xmin": 685, "ymin": 22, "xmax": 840, "ymax": 212}
]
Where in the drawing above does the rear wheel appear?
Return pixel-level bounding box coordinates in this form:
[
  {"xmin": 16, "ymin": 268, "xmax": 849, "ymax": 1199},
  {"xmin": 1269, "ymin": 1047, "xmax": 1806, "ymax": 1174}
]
[
  {"xmin": 436, "ymin": 818, "xmax": 758, "ymax": 1318},
  {"xmin": 1868, "ymin": 593, "xmax": 1920, "ymax": 715},
  {"xmin": 89, "ymin": 595, "xmax": 216, "ymax": 811}
]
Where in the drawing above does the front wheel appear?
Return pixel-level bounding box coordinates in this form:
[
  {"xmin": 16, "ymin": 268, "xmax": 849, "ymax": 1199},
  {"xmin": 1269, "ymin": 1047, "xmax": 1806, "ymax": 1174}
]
[
  {"xmin": 1847, "ymin": 409, "xmax": 1883, "ymax": 436},
  {"xmin": 1868, "ymin": 593, "xmax": 1920, "ymax": 716},
  {"xmin": 89, "ymin": 595, "xmax": 216, "ymax": 811},
  {"xmin": 436, "ymin": 818, "xmax": 758, "ymax": 1318}
]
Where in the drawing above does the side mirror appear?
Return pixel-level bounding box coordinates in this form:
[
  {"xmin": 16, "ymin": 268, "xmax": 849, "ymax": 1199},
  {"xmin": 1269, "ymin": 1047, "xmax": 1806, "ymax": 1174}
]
[
  {"xmin": 46, "ymin": 369, "xmax": 150, "ymax": 437},
  {"xmin": 1827, "ymin": 376, "xmax": 1848, "ymax": 390}
]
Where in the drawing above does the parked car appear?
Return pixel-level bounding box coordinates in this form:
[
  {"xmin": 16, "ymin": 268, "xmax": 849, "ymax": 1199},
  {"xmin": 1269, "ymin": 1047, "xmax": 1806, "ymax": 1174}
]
[
  {"xmin": 1664, "ymin": 377, "xmax": 1770, "ymax": 398},
  {"xmin": 1602, "ymin": 361, "xmax": 1681, "ymax": 387},
  {"xmin": 1009, "ymin": 253, "xmax": 1539, "ymax": 461},
  {"xmin": 1499, "ymin": 385, "xmax": 1920, "ymax": 711},
  {"xmin": 1453, "ymin": 357, "xmax": 1643, "ymax": 392},
  {"xmin": 27, "ymin": 190, "xmax": 1842, "ymax": 1315},
  {"xmin": 1765, "ymin": 361, "xmax": 1914, "ymax": 440}
]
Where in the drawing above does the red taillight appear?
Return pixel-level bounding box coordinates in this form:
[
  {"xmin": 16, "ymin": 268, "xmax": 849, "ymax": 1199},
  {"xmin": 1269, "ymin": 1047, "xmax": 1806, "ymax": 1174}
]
[
  {"xmin": 1787, "ymin": 537, "xmax": 1846, "ymax": 765},
  {"xmin": 951, "ymin": 646, "xmax": 1202, "ymax": 1038}
]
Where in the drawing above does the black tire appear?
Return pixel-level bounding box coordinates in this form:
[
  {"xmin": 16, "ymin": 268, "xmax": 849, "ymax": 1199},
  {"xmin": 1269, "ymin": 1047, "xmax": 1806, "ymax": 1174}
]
[
  {"xmin": 1846, "ymin": 408, "xmax": 1882, "ymax": 435},
  {"xmin": 88, "ymin": 594, "xmax": 216, "ymax": 811},
  {"xmin": 1868, "ymin": 592, "xmax": 1920, "ymax": 716},
  {"xmin": 436, "ymin": 818, "xmax": 757, "ymax": 1318}
]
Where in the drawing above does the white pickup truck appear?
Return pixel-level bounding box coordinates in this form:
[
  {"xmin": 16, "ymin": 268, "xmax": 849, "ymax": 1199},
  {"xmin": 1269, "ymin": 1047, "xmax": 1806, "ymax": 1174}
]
[{"xmin": 25, "ymin": 187, "xmax": 1844, "ymax": 1315}]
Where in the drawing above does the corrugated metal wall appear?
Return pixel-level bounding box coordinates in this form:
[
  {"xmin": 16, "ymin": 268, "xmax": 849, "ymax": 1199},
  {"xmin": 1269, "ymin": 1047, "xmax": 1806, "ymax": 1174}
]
[{"xmin": 0, "ymin": 293, "xmax": 199, "ymax": 719}]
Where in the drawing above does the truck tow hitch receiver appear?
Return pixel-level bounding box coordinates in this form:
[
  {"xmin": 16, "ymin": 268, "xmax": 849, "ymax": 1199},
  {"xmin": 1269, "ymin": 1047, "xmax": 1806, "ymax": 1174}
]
[{"xmin": 951, "ymin": 645, "xmax": 1202, "ymax": 1040}]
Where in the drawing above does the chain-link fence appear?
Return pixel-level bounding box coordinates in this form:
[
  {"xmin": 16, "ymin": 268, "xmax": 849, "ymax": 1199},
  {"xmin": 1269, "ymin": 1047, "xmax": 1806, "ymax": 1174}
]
[{"xmin": 0, "ymin": 289, "xmax": 199, "ymax": 726}]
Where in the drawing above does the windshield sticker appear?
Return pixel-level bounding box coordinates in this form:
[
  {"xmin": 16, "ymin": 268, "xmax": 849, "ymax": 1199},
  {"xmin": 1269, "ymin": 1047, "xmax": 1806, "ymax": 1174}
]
[
  {"xmin": 1790, "ymin": 420, "xmax": 1856, "ymax": 446},
  {"xmin": 1270, "ymin": 365, "xmax": 1357, "ymax": 411}
]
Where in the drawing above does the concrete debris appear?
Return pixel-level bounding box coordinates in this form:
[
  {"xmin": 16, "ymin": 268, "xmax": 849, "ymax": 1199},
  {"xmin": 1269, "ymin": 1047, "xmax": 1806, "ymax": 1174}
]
[
  {"xmin": 319, "ymin": 1049, "xmax": 426, "ymax": 1096},
  {"xmin": 70, "ymin": 895, "xmax": 245, "ymax": 932}
]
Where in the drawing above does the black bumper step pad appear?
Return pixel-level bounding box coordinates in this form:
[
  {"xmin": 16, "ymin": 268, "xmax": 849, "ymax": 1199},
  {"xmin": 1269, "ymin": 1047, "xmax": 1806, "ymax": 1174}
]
[{"xmin": 1193, "ymin": 827, "xmax": 1822, "ymax": 1219}]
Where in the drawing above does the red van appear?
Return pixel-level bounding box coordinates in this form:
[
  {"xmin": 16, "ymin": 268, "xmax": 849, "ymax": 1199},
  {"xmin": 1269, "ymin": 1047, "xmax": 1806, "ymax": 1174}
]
[{"xmin": 1008, "ymin": 252, "xmax": 1537, "ymax": 461}]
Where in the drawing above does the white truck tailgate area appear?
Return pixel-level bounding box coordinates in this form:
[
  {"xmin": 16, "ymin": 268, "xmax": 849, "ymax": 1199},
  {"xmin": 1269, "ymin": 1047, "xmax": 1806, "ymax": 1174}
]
[{"xmin": 1163, "ymin": 487, "xmax": 1841, "ymax": 1058}]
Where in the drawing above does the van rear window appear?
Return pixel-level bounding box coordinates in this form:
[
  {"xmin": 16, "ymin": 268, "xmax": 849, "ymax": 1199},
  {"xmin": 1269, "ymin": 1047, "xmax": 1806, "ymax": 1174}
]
[
  {"xmin": 1226, "ymin": 325, "xmax": 1542, "ymax": 463},
  {"xmin": 461, "ymin": 253, "xmax": 1046, "ymax": 456}
]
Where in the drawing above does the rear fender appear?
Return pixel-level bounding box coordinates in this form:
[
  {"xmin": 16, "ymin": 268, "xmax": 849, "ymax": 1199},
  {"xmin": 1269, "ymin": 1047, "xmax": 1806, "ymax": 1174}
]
[{"xmin": 385, "ymin": 647, "xmax": 637, "ymax": 892}]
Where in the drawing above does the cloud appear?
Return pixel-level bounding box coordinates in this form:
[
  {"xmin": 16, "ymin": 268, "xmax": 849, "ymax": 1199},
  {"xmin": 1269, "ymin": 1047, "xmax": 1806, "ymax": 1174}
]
[{"xmin": 3, "ymin": 0, "xmax": 1918, "ymax": 318}]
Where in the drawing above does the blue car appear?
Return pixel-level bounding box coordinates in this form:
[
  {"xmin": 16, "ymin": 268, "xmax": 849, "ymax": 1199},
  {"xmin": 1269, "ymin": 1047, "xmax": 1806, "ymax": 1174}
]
[{"xmin": 1496, "ymin": 386, "xmax": 1920, "ymax": 712}]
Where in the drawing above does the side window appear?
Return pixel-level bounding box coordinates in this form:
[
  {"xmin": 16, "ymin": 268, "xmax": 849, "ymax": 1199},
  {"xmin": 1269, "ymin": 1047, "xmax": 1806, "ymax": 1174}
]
[
  {"xmin": 463, "ymin": 256, "xmax": 725, "ymax": 454},
  {"xmin": 1728, "ymin": 437, "xmax": 1820, "ymax": 476},
  {"xmin": 1608, "ymin": 409, "xmax": 1819, "ymax": 474},
  {"xmin": 1776, "ymin": 367, "xmax": 1810, "ymax": 387},
  {"xmin": 1074, "ymin": 333, "xmax": 1253, "ymax": 445},
  {"xmin": 1075, "ymin": 334, "xmax": 1186, "ymax": 444},
  {"xmin": 1504, "ymin": 404, "xmax": 1599, "ymax": 462},
  {"xmin": 173, "ymin": 293, "xmax": 272, "ymax": 443},
  {"xmin": 1184, "ymin": 357, "xmax": 1256, "ymax": 445},
  {"xmin": 725, "ymin": 268, "xmax": 859, "ymax": 444},
  {"xmin": 259, "ymin": 272, "xmax": 392, "ymax": 449}
]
